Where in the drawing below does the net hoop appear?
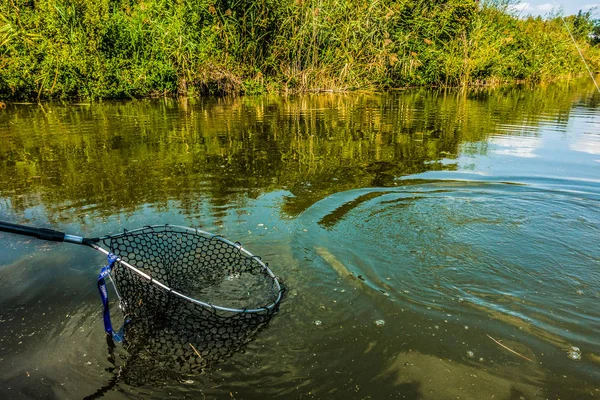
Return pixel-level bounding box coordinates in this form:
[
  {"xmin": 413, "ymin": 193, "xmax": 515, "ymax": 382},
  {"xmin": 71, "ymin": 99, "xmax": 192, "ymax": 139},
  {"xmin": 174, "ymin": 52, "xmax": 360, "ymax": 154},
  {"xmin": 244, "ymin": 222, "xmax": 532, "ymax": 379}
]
[{"xmin": 92, "ymin": 225, "xmax": 284, "ymax": 314}]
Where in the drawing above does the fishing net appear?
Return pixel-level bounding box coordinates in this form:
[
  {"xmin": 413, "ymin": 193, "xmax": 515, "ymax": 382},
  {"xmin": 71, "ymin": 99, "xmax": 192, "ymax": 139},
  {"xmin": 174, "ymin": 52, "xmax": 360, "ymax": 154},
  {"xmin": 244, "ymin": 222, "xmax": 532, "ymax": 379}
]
[{"xmin": 98, "ymin": 225, "xmax": 284, "ymax": 382}]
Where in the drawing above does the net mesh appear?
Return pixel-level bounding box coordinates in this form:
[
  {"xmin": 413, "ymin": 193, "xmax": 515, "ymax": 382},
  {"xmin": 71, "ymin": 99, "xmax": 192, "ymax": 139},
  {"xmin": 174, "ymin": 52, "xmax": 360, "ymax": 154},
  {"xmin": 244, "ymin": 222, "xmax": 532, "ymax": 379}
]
[{"xmin": 99, "ymin": 225, "xmax": 284, "ymax": 382}]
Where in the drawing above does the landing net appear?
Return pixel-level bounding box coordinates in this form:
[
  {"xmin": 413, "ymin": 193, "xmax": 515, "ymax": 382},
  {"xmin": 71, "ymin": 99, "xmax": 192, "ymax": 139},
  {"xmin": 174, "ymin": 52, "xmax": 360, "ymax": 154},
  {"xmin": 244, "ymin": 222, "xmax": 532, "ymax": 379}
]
[{"xmin": 99, "ymin": 225, "xmax": 284, "ymax": 378}]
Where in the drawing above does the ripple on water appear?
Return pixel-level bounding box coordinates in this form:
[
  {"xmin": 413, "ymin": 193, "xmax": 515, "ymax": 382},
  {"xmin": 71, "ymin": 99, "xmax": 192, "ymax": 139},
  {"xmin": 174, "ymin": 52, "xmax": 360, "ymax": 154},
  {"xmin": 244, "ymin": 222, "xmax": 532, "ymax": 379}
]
[{"xmin": 294, "ymin": 180, "xmax": 600, "ymax": 358}]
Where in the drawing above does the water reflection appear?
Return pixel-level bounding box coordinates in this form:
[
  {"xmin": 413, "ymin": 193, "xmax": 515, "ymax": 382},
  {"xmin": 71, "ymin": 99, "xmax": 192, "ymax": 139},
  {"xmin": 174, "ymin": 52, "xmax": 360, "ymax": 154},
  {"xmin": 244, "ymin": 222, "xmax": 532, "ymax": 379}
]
[
  {"xmin": 490, "ymin": 135, "xmax": 540, "ymax": 158},
  {"xmin": 0, "ymin": 79, "xmax": 599, "ymax": 399},
  {"xmin": 0, "ymin": 80, "xmax": 596, "ymax": 219}
]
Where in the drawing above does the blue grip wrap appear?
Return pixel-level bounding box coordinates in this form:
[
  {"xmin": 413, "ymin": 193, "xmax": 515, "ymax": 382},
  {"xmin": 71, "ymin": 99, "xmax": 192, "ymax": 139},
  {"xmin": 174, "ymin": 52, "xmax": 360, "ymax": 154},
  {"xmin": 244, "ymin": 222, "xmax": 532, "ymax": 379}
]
[{"xmin": 97, "ymin": 253, "xmax": 119, "ymax": 339}]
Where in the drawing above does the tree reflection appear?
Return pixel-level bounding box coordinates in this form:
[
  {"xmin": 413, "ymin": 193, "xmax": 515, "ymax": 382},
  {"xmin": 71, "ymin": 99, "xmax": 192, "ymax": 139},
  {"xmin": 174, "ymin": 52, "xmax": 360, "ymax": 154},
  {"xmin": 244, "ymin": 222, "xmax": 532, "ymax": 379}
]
[{"xmin": 0, "ymin": 80, "xmax": 595, "ymax": 220}]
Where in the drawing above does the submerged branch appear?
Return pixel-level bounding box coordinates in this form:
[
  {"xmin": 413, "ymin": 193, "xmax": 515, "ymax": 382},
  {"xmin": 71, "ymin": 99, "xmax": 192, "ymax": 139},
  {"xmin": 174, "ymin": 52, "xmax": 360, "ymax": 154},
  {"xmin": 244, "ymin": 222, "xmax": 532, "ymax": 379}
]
[{"xmin": 486, "ymin": 334, "xmax": 533, "ymax": 362}]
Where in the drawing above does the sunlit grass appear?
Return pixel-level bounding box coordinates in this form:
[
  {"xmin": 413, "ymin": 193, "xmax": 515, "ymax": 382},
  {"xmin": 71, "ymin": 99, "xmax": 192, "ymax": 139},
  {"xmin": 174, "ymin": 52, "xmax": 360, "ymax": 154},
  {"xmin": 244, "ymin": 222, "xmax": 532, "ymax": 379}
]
[{"xmin": 0, "ymin": 0, "xmax": 598, "ymax": 99}]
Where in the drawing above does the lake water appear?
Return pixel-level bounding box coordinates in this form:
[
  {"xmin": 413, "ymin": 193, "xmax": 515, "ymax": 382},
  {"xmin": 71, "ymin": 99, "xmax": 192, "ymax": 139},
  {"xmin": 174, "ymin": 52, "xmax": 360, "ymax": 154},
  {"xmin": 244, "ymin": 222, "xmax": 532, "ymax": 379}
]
[{"xmin": 0, "ymin": 80, "xmax": 599, "ymax": 399}]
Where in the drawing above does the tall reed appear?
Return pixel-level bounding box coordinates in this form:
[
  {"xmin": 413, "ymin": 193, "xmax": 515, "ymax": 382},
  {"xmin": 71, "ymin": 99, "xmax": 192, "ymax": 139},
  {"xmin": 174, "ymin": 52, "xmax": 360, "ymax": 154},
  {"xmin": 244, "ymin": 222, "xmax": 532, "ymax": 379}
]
[{"xmin": 0, "ymin": 0, "xmax": 598, "ymax": 99}]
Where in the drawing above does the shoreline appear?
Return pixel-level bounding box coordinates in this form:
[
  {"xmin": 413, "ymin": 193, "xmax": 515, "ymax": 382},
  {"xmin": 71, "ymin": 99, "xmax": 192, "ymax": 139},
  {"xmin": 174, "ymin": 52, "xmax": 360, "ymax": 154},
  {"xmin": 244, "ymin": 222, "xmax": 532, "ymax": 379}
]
[{"xmin": 1, "ymin": 72, "xmax": 597, "ymax": 104}]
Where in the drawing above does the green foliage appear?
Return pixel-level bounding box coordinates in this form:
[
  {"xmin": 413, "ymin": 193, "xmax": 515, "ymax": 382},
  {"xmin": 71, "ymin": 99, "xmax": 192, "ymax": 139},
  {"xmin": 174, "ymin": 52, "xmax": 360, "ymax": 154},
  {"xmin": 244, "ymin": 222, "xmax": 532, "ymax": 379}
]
[{"xmin": 0, "ymin": 0, "xmax": 599, "ymax": 99}]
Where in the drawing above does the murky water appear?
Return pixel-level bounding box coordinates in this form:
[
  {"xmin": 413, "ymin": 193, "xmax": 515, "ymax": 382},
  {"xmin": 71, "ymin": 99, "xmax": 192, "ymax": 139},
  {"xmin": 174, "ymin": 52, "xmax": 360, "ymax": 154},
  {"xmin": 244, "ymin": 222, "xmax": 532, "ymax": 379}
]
[{"xmin": 0, "ymin": 80, "xmax": 599, "ymax": 399}]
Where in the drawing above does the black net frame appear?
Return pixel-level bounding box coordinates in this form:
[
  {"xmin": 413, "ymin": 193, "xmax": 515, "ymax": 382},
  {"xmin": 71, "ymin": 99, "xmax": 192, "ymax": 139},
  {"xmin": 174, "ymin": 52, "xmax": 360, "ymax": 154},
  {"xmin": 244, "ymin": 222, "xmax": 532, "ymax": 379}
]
[{"xmin": 97, "ymin": 225, "xmax": 285, "ymax": 380}]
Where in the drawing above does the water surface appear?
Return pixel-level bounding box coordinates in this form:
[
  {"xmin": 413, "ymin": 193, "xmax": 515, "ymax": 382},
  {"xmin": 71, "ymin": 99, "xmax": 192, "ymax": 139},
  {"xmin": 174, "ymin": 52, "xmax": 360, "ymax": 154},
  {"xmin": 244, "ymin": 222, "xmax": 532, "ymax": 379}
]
[{"xmin": 0, "ymin": 80, "xmax": 599, "ymax": 399}]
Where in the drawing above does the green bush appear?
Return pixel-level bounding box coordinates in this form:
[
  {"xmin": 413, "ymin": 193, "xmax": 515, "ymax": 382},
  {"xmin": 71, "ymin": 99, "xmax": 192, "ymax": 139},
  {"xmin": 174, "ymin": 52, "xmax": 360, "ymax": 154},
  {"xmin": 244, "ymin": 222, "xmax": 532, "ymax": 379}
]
[{"xmin": 1, "ymin": 0, "xmax": 599, "ymax": 99}]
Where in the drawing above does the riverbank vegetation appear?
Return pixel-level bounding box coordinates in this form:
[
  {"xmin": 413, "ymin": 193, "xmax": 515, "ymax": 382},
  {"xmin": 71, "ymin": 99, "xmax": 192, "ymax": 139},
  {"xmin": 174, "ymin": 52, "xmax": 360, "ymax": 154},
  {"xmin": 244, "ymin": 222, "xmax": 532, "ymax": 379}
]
[{"xmin": 1, "ymin": 0, "xmax": 599, "ymax": 99}]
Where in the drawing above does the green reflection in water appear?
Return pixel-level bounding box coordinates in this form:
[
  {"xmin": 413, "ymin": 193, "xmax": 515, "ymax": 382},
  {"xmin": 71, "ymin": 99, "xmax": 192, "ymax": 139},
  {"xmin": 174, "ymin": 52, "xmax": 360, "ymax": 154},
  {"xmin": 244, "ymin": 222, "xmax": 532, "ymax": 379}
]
[
  {"xmin": 0, "ymin": 79, "xmax": 596, "ymax": 222},
  {"xmin": 0, "ymin": 79, "xmax": 599, "ymax": 399}
]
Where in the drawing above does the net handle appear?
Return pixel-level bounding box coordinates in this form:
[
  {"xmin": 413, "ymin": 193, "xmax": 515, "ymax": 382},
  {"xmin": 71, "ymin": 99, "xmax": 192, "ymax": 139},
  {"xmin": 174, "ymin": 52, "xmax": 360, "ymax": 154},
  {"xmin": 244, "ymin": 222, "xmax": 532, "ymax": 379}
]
[{"xmin": 0, "ymin": 220, "xmax": 89, "ymax": 244}]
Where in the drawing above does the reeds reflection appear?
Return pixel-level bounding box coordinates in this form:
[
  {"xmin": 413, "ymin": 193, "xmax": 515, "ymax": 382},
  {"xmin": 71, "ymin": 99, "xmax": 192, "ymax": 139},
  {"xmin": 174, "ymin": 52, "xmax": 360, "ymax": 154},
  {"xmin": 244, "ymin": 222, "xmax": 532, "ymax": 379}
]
[{"xmin": 0, "ymin": 79, "xmax": 596, "ymax": 221}]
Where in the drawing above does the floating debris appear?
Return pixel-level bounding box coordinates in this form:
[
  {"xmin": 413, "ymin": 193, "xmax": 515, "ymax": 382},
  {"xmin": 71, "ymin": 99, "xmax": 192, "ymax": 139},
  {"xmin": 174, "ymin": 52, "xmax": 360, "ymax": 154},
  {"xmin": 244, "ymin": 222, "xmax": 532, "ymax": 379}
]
[
  {"xmin": 486, "ymin": 334, "xmax": 533, "ymax": 362},
  {"xmin": 226, "ymin": 272, "xmax": 241, "ymax": 281},
  {"xmin": 466, "ymin": 351, "xmax": 475, "ymax": 358},
  {"xmin": 375, "ymin": 320, "xmax": 385, "ymax": 326},
  {"xmin": 189, "ymin": 343, "xmax": 202, "ymax": 359},
  {"xmin": 314, "ymin": 320, "xmax": 322, "ymax": 326},
  {"xmin": 567, "ymin": 346, "xmax": 582, "ymax": 360}
]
